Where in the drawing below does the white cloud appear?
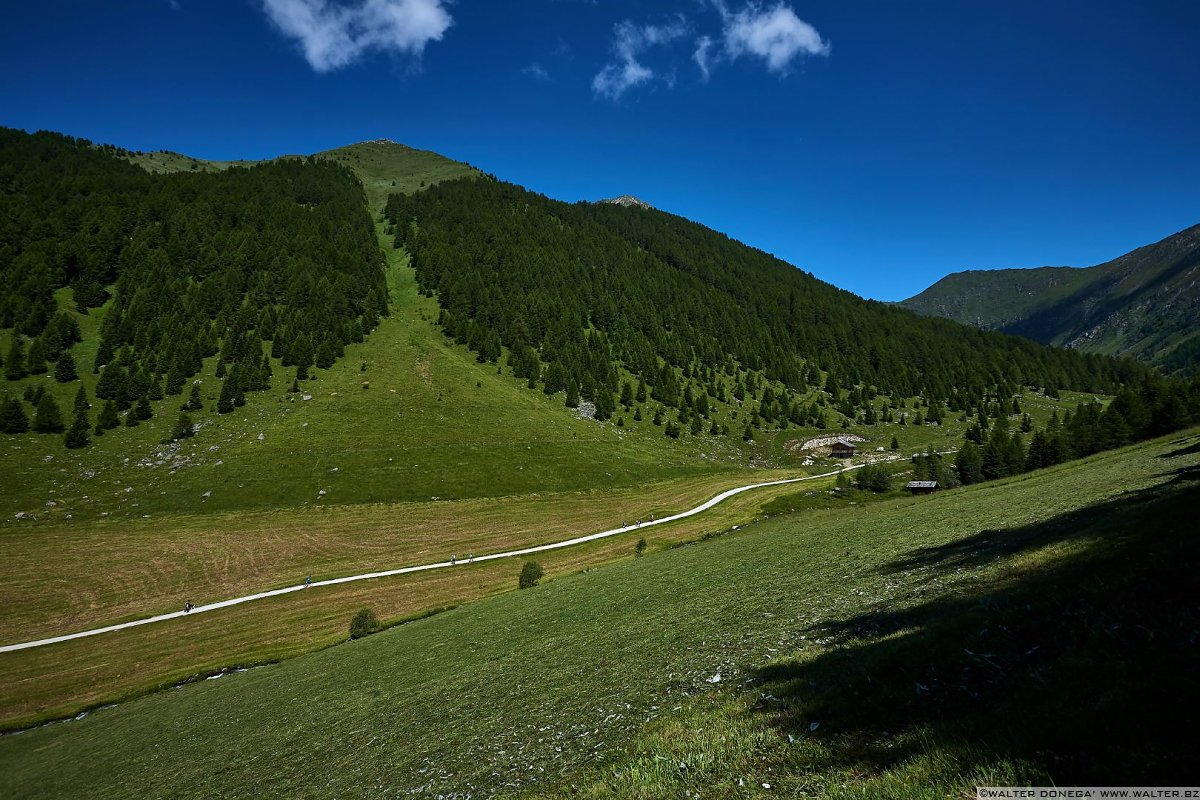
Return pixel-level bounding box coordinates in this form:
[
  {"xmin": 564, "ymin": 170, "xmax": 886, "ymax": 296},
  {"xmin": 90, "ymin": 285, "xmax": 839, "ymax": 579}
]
[
  {"xmin": 592, "ymin": 17, "xmax": 688, "ymax": 100},
  {"xmin": 693, "ymin": 34, "xmax": 715, "ymax": 80},
  {"xmin": 261, "ymin": 0, "xmax": 452, "ymax": 73},
  {"xmin": 522, "ymin": 62, "xmax": 550, "ymax": 81},
  {"xmin": 721, "ymin": 3, "xmax": 828, "ymax": 73}
]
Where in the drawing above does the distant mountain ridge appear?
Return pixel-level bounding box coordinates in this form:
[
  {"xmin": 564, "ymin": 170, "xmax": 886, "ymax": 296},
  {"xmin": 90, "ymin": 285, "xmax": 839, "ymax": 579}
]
[{"xmin": 901, "ymin": 223, "xmax": 1200, "ymax": 376}]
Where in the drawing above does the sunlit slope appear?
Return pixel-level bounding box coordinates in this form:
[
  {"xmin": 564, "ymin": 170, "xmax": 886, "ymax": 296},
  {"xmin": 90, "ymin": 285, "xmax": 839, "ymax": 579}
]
[{"xmin": 3, "ymin": 430, "xmax": 1195, "ymax": 798}]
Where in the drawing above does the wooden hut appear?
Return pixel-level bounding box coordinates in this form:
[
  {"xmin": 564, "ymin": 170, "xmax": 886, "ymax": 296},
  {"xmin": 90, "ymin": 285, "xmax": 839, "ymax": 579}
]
[
  {"xmin": 906, "ymin": 480, "xmax": 939, "ymax": 495},
  {"xmin": 830, "ymin": 438, "xmax": 857, "ymax": 458}
]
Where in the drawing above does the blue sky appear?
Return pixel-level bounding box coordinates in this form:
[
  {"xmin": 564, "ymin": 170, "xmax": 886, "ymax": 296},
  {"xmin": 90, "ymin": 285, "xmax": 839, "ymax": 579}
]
[{"xmin": 3, "ymin": 1, "xmax": 1198, "ymax": 301}]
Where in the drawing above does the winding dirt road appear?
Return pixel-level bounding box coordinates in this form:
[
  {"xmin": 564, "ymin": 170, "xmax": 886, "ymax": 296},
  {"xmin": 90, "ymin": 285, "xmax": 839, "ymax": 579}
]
[{"xmin": 0, "ymin": 464, "xmax": 869, "ymax": 654}]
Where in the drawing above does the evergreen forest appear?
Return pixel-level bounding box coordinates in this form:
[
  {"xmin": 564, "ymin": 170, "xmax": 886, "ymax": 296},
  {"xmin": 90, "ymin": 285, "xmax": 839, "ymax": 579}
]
[
  {"xmin": 1, "ymin": 128, "xmax": 385, "ymax": 423},
  {"xmin": 385, "ymin": 178, "xmax": 1150, "ymax": 435}
]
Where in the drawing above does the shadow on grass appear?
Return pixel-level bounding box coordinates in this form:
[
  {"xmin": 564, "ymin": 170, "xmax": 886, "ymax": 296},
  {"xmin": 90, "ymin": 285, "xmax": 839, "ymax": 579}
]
[
  {"xmin": 752, "ymin": 461, "xmax": 1200, "ymax": 785},
  {"xmin": 1157, "ymin": 436, "xmax": 1200, "ymax": 460}
]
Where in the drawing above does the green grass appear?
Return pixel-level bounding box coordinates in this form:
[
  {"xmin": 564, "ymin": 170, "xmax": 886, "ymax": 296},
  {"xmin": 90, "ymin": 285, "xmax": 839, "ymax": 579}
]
[
  {"xmin": 3, "ymin": 430, "xmax": 1194, "ymax": 798},
  {"xmin": 3, "ymin": 208, "xmax": 1048, "ymax": 526},
  {"xmin": 318, "ymin": 140, "xmax": 481, "ymax": 212},
  {"xmin": 3, "ymin": 136, "xmax": 1093, "ymax": 523}
]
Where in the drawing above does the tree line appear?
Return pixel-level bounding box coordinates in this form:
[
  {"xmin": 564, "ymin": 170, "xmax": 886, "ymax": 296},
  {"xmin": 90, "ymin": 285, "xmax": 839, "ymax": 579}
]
[
  {"xmin": 1, "ymin": 127, "xmax": 385, "ymax": 445},
  {"xmin": 384, "ymin": 177, "xmax": 1148, "ymax": 438}
]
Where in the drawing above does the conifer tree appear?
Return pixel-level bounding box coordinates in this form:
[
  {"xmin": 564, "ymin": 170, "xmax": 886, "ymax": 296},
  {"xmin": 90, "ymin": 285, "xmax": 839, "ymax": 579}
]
[
  {"xmin": 0, "ymin": 397, "xmax": 30, "ymax": 433},
  {"xmin": 95, "ymin": 399, "xmax": 120, "ymax": 433},
  {"xmin": 165, "ymin": 360, "xmax": 187, "ymax": 396},
  {"xmin": 619, "ymin": 381, "xmax": 634, "ymax": 409},
  {"xmin": 73, "ymin": 384, "xmax": 90, "ymax": 414},
  {"xmin": 134, "ymin": 395, "xmax": 153, "ymax": 421},
  {"xmin": 33, "ymin": 394, "xmax": 64, "ymax": 433},
  {"xmin": 172, "ymin": 411, "xmax": 195, "ymax": 440},
  {"xmin": 955, "ymin": 441, "xmax": 984, "ymax": 484},
  {"xmin": 25, "ymin": 337, "xmax": 47, "ymax": 375},
  {"xmin": 890, "ymin": 434, "xmax": 900, "ymax": 451},
  {"xmin": 64, "ymin": 406, "xmax": 91, "ymax": 449},
  {"xmin": 4, "ymin": 338, "xmax": 26, "ymax": 381},
  {"xmin": 633, "ymin": 406, "xmax": 643, "ymax": 422},
  {"xmin": 635, "ymin": 377, "xmax": 647, "ymax": 404},
  {"xmin": 54, "ymin": 350, "xmax": 78, "ymax": 383},
  {"xmin": 594, "ymin": 388, "xmax": 615, "ymax": 421},
  {"xmin": 315, "ymin": 339, "xmax": 336, "ymax": 370},
  {"xmin": 565, "ymin": 380, "xmax": 580, "ymax": 409},
  {"xmin": 217, "ymin": 376, "xmax": 236, "ymax": 414},
  {"xmin": 186, "ymin": 384, "xmax": 203, "ymax": 411}
]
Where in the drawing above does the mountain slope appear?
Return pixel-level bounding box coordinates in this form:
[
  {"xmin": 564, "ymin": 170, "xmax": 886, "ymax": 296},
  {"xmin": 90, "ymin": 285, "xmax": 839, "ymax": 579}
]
[
  {"xmin": 387, "ymin": 177, "xmax": 1144, "ymax": 416},
  {"xmin": 3, "ymin": 431, "xmax": 1196, "ymax": 798},
  {"xmin": 902, "ymin": 224, "xmax": 1200, "ymax": 375}
]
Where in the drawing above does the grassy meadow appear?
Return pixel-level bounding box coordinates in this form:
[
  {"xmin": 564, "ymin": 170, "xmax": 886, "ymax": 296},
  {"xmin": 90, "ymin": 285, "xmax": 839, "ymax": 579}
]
[
  {"xmin": 0, "ymin": 141, "xmax": 1121, "ymax": 761},
  {"xmin": 1, "ymin": 429, "xmax": 1194, "ymax": 798}
]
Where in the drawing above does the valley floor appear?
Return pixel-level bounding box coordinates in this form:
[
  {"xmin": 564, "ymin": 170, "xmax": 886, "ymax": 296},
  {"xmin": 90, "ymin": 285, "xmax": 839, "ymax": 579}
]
[{"xmin": 2, "ymin": 430, "xmax": 1196, "ymax": 799}]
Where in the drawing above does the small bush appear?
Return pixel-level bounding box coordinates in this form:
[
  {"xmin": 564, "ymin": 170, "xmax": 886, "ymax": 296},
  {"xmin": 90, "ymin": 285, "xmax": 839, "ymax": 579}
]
[
  {"xmin": 349, "ymin": 608, "xmax": 379, "ymax": 640},
  {"xmin": 519, "ymin": 560, "xmax": 544, "ymax": 589},
  {"xmin": 635, "ymin": 538, "xmax": 647, "ymax": 558}
]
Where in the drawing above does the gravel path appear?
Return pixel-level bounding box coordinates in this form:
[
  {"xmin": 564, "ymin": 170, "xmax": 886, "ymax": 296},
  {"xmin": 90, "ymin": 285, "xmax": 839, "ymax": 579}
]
[{"xmin": 0, "ymin": 464, "xmax": 869, "ymax": 653}]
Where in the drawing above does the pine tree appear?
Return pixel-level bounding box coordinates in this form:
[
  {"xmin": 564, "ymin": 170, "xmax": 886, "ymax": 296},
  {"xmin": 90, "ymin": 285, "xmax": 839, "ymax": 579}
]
[
  {"xmin": 95, "ymin": 364, "xmax": 126, "ymax": 402},
  {"xmin": 172, "ymin": 411, "xmax": 195, "ymax": 440},
  {"xmin": 4, "ymin": 338, "xmax": 26, "ymax": 381},
  {"xmin": 0, "ymin": 397, "xmax": 30, "ymax": 433},
  {"xmin": 594, "ymin": 388, "xmax": 615, "ymax": 421},
  {"xmin": 133, "ymin": 395, "xmax": 153, "ymax": 421},
  {"xmin": 54, "ymin": 350, "xmax": 78, "ymax": 383},
  {"xmin": 64, "ymin": 406, "xmax": 91, "ymax": 449},
  {"xmin": 95, "ymin": 399, "xmax": 120, "ymax": 433},
  {"xmin": 165, "ymin": 359, "xmax": 187, "ymax": 396},
  {"xmin": 565, "ymin": 380, "xmax": 580, "ymax": 409},
  {"xmin": 619, "ymin": 381, "xmax": 634, "ymax": 409},
  {"xmin": 25, "ymin": 337, "xmax": 48, "ymax": 375},
  {"xmin": 955, "ymin": 441, "xmax": 984, "ymax": 484},
  {"xmin": 315, "ymin": 339, "xmax": 336, "ymax": 369},
  {"xmin": 217, "ymin": 377, "xmax": 236, "ymax": 414},
  {"xmin": 890, "ymin": 435, "xmax": 900, "ymax": 451},
  {"xmin": 633, "ymin": 406, "xmax": 643, "ymax": 422},
  {"xmin": 33, "ymin": 394, "xmax": 64, "ymax": 433},
  {"xmin": 186, "ymin": 384, "xmax": 203, "ymax": 411},
  {"xmin": 742, "ymin": 423, "xmax": 754, "ymax": 442},
  {"xmin": 635, "ymin": 377, "xmax": 647, "ymax": 403},
  {"xmin": 73, "ymin": 385, "xmax": 90, "ymax": 414}
]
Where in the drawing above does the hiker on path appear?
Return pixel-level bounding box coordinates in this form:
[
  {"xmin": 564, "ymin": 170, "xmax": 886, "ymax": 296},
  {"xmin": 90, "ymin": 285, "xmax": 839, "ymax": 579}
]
[{"xmin": 305, "ymin": 576, "xmax": 311, "ymax": 588}]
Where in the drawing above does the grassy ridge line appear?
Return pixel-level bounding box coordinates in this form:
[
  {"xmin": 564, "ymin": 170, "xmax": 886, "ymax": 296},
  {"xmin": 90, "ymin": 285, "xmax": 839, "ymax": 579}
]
[
  {"xmin": 0, "ymin": 463, "xmax": 870, "ymax": 653},
  {"xmin": 1, "ymin": 431, "xmax": 1194, "ymax": 798}
]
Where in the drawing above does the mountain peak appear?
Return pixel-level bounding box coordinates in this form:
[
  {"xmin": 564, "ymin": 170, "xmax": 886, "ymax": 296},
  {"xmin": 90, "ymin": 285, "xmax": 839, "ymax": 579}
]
[{"xmin": 601, "ymin": 194, "xmax": 653, "ymax": 210}]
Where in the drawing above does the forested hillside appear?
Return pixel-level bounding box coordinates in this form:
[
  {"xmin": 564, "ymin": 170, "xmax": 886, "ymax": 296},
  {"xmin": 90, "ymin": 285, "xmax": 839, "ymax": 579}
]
[
  {"xmin": 0, "ymin": 128, "xmax": 385, "ymax": 428},
  {"xmin": 902, "ymin": 223, "xmax": 1200, "ymax": 376},
  {"xmin": 385, "ymin": 178, "xmax": 1147, "ymax": 435}
]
